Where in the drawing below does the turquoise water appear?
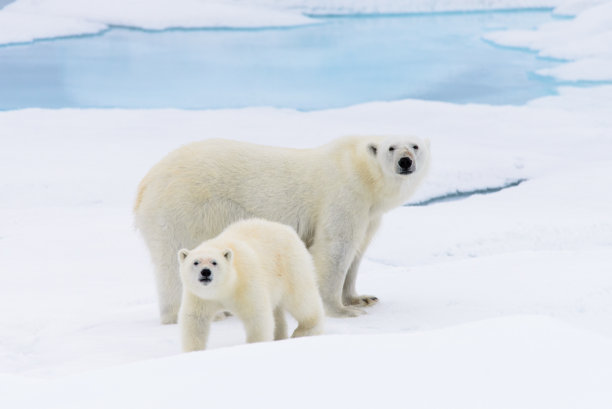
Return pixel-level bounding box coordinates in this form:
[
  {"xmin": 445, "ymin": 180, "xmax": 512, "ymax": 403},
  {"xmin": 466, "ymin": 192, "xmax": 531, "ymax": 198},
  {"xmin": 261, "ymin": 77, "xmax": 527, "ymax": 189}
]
[{"xmin": 0, "ymin": 10, "xmax": 563, "ymax": 110}]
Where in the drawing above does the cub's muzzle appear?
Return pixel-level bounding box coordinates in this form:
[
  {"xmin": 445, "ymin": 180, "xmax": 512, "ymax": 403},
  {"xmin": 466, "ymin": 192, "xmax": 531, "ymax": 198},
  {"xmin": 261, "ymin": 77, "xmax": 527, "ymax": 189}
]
[{"xmin": 199, "ymin": 268, "xmax": 212, "ymax": 284}]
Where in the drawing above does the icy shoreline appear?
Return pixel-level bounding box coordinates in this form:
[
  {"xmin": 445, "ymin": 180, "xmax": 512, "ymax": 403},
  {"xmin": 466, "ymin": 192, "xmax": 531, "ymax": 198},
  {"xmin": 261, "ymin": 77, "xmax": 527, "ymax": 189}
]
[
  {"xmin": 1, "ymin": 1, "xmax": 610, "ymax": 84},
  {"xmin": 0, "ymin": 0, "xmax": 317, "ymax": 46},
  {"xmin": 0, "ymin": 1, "xmax": 582, "ymax": 47}
]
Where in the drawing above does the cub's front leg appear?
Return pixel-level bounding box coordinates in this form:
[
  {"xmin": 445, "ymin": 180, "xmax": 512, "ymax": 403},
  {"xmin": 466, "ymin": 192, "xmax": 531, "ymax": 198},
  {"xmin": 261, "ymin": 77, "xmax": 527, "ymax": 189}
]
[
  {"xmin": 179, "ymin": 291, "xmax": 221, "ymax": 352},
  {"xmin": 234, "ymin": 297, "xmax": 275, "ymax": 344}
]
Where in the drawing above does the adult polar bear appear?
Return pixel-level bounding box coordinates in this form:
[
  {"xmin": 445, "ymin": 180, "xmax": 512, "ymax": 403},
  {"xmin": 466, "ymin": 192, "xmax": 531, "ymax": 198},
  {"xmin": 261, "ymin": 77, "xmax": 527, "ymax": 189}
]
[{"xmin": 134, "ymin": 135, "xmax": 430, "ymax": 323}]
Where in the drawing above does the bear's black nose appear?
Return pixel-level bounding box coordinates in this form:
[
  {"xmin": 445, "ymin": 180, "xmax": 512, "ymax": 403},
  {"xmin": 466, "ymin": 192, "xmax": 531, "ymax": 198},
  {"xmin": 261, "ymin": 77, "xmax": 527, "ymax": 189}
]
[
  {"xmin": 398, "ymin": 157, "xmax": 413, "ymax": 171},
  {"xmin": 200, "ymin": 268, "xmax": 212, "ymax": 278}
]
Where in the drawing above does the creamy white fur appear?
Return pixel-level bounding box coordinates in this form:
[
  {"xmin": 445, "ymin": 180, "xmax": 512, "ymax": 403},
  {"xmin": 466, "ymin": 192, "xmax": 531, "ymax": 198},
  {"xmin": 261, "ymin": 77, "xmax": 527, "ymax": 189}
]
[
  {"xmin": 177, "ymin": 218, "xmax": 324, "ymax": 352},
  {"xmin": 134, "ymin": 135, "xmax": 430, "ymax": 322}
]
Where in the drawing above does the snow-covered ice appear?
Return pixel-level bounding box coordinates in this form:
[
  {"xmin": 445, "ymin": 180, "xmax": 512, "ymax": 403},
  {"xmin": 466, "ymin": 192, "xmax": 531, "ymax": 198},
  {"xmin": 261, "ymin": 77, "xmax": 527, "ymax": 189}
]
[
  {"xmin": 0, "ymin": 0, "xmax": 597, "ymax": 45},
  {"xmin": 1, "ymin": 1, "xmax": 612, "ymax": 408},
  {"xmin": 1, "ymin": 85, "xmax": 612, "ymax": 406},
  {"xmin": 0, "ymin": 0, "xmax": 315, "ymax": 45},
  {"xmin": 485, "ymin": 1, "xmax": 612, "ymax": 81},
  {"xmin": 0, "ymin": 10, "xmax": 105, "ymax": 44},
  {"xmin": 3, "ymin": 317, "xmax": 612, "ymax": 409}
]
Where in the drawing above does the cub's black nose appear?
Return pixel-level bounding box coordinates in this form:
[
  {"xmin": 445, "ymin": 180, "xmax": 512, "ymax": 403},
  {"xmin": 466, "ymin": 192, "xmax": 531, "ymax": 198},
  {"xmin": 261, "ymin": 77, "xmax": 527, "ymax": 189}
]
[
  {"xmin": 200, "ymin": 268, "xmax": 212, "ymax": 278},
  {"xmin": 398, "ymin": 157, "xmax": 413, "ymax": 171}
]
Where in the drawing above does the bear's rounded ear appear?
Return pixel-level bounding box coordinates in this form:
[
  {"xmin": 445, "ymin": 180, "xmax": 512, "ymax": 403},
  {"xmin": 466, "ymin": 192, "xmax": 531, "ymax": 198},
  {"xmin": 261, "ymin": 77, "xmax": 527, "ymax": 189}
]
[
  {"xmin": 368, "ymin": 144, "xmax": 378, "ymax": 156},
  {"xmin": 178, "ymin": 249, "xmax": 190, "ymax": 263},
  {"xmin": 223, "ymin": 249, "xmax": 233, "ymax": 261}
]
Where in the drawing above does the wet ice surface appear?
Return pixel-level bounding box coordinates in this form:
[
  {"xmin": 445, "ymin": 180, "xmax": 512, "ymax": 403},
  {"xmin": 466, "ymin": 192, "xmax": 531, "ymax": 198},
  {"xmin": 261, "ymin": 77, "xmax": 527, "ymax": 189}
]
[{"xmin": 0, "ymin": 11, "xmax": 563, "ymax": 110}]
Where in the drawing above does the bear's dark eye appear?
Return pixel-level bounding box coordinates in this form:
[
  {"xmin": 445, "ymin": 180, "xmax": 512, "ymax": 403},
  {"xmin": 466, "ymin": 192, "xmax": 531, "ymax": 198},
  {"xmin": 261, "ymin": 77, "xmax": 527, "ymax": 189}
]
[
  {"xmin": 211, "ymin": 260, "xmax": 217, "ymax": 266},
  {"xmin": 412, "ymin": 144, "xmax": 419, "ymax": 150},
  {"xmin": 389, "ymin": 146, "xmax": 395, "ymax": 152},
  {"xmin": 193, "ymin": 260, "xmax": 199, "ymax": 266}
]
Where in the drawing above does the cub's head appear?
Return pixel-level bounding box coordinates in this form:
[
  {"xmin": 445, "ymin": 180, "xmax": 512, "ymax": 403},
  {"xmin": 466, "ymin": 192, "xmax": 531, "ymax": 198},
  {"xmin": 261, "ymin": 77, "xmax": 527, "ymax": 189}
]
[
  {"xmin": 177, "ymin": 245, "xmax": 234, "ymax": 299},
  {"xmin": 368, "ymin": 135, "xmax": 431, "ymax": 179}
]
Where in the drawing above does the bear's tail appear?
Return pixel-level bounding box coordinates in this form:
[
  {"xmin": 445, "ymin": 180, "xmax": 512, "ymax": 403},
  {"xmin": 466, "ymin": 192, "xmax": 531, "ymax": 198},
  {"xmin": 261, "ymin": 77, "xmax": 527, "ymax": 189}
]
[{"xmin": 133, "ymin": 179, "xmax": 147, "ymax": 214}]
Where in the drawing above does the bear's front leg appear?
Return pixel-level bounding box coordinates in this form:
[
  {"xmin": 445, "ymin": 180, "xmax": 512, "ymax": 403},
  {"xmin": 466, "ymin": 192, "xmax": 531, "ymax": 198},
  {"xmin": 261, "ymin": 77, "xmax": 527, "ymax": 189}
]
[
  {"xmin": 342, "ymin": 216, "xmax": 382, "ymax": 307},
  {"xmin": 235, "ymin": 298, "xmax": 275, "ymax": 344},
  {"xmin": 179, "ymin": 292, "xmax": 221, "ymax": 352},
  {"xmin": 342, "ymin": 251, "xmax": 379, "ymax": 307},
  {"xmin": 310, "ymin": 236, "xmax": 366, "ymax": 318}
]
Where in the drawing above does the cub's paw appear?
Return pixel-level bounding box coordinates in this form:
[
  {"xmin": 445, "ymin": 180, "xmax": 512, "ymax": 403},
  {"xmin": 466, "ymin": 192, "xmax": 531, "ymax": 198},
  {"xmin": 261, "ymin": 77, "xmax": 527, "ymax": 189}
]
[{"xmin": 345, "ymin": 295, "xmax": 379, "ymax": 307}]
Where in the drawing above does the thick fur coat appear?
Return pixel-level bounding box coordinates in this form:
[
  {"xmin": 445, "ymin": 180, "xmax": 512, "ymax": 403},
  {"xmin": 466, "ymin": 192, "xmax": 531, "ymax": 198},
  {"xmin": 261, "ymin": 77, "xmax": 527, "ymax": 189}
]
[
  {"xmin": 134, "ymin": 135, "xmax": 430, "ymax": 322},
  {"xmin": 178, "ymin": 218, "xmax": 324, "ymax": 352}
]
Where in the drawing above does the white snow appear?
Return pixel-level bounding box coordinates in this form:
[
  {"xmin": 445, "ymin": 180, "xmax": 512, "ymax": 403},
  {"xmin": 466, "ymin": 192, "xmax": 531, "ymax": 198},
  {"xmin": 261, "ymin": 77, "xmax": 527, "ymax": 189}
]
[
  {"xmin": 485, "ymin": 1, "xmax": 612, "ymax": 81},
  {"xmin": 551, "ymin": 0, "xmax": 610, "ymax": 15},
  {"xmin": 0, "ymin": 11, "xmax": 105, "ymax": 44},
  {"xmin": 0, "ymin": 0, "xmax": 316, "ymax": 45},
  {"xmin": 0, "ymin": 0, "xmax": 597, "ymax": 46},
  {"xmin": 2, "ymin": 317, "xmax": 612, "ymax": 409},
  {"xmin": 1, "ymin": 1, "xmax": 612, "ymax": 407},
  {"xmin": 1, "ymin": 84, "xmax": 612, "ymax": 406}
]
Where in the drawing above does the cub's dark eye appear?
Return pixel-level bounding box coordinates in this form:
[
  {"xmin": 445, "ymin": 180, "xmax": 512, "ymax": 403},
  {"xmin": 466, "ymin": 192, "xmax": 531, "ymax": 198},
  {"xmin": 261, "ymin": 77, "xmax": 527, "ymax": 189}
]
[
  {"xmin": 193, "ymin": 261, "xmax": 199, "ymax": 266},
  {"xmin": 388, "ymin": 146, "xmax": 395, "ymax": 152},
  {"xmin": 211, "ymin": 260, "xmax": 217, "ymax": 266},
  {"xmin": 412, "ymin": 145, "xmax": 419, "ymax": 150}
]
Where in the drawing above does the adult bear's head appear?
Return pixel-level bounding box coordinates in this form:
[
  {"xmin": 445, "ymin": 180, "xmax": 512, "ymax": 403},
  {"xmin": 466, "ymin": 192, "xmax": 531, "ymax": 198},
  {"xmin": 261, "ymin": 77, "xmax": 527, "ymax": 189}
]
[
  {"xmin": 359, "ymin": 135, "xmax": 431, "ymax": 212},
  {"xmin": 367, "ymin": 135, "xmax": 431, "ymax": 179}
]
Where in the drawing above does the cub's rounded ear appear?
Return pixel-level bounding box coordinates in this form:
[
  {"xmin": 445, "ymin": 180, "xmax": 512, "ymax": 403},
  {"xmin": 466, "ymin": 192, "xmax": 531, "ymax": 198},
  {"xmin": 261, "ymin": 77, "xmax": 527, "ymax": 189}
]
[
  {"xmin": 368, "ymin": 144, "xmax": 378, "ymax": 156},
  {"xmin": 178, "ymin": 249, "xmax": 190, "ymax": 263},
  {"xmin": 223, "ymin": 249, "xmax": 233, "ymax": 261}
]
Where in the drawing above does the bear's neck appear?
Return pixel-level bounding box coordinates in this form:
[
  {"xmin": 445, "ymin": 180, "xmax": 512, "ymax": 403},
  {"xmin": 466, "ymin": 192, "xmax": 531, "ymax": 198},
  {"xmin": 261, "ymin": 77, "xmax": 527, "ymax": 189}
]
[{"xmin": 352, "ymin": 148, "xmax": 408, "ymax": 215}]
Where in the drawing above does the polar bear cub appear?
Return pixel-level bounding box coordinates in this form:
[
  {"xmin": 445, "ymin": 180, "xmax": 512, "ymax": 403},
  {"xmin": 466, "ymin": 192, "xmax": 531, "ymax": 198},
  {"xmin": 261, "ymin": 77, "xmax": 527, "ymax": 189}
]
[{"xmin": 177, "ymin": 218, "xmax": 324, "ymax": 352}]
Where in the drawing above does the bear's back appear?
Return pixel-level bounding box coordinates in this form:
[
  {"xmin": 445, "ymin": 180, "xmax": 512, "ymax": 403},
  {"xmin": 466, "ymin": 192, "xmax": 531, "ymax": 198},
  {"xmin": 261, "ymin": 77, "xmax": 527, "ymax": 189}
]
[{"xmin": 220, "ymin": 218, "xmax": 303, "ymax": 255}]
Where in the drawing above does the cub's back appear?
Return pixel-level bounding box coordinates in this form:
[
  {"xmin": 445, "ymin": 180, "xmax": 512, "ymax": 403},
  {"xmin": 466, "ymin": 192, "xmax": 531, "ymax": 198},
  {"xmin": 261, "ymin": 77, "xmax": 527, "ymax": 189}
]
[{"xmin": 224, "ymin": 219, "xmax": 311, "ymax": 280}]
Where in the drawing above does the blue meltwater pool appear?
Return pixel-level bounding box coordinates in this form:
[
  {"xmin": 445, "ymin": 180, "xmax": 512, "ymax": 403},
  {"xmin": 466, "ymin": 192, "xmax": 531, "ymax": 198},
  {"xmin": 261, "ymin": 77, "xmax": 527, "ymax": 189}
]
[{"xmin": 0, "ymin": 9, "xmax": 568, "ymax": 110}]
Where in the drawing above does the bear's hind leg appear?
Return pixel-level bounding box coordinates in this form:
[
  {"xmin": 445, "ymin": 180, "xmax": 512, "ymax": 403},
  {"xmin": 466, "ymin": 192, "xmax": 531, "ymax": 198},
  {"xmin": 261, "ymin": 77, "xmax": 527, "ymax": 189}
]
[
  {"xmin": 137, "ymin": 207, "xmax": 193, "ymax": 325},
  {"xmin": 148, "ymin": 237, "xmax": 184, "ymax": 325}
]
